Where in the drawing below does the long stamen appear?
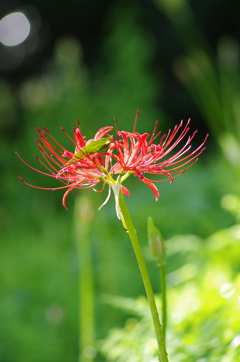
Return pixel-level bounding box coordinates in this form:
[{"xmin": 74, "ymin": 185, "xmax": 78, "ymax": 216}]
[
  {"xmin": 60, "ymin": 126, "xmax": 76, "ymax": 144},
  {"xmin": 149, "ymin": 120, "xmax": 161, "ymax": 144},
  {"xmin": 114, "ymin": 117, "xmax": 119, "ymax": 140},
  {"xmin": 15, "ymin": 152, "xmax": 61, "ymax": 178},
  {"xmin": 37, "ymin": 147, "xmax": 61, "ymax": 173},
  {"xmin": 132, "ymin": 108, "xmax": 140, "ymax": 133},
  {"xmin": 37, "ymin": 130, "xmax": 67, "ymax": 160},
  {"xmin": 34, "ymin": 154, "xmax": 57, "ymax": 175},
  {"xmin": 43, "ymin": 127, "xmax": 73, "ymax": 152},
  {"xmin": 17, "ymin": 176, "xmax": 72, "ymax": 190}
]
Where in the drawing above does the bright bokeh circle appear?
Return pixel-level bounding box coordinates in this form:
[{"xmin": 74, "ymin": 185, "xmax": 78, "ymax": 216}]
[{"xmin": 0, "ymin": 12, "xmax": 31, "ymax": 46}]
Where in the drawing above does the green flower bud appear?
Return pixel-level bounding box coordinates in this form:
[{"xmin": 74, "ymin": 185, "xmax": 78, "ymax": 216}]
[{"xmin": 147, "ymin": 217, "xmax": 166, "ymax": 266}]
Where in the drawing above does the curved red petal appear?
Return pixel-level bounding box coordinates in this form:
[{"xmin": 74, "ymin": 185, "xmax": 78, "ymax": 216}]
[
  {"xmin": 141, "ymin": 177, "xmax": 160, "ymax": 200},
  {"xmin": 121, "ymin": 185, "xmax": 130, "ymax": 196},
  {"xmin": 74, "ymin": 128, "xmax": 86, "ymax": 148}
]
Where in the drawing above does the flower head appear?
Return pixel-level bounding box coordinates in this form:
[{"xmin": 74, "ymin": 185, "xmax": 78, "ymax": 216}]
[
  {"xmin": 16, "ymin": 124, "xmax": 115, "ymax": 209},
  {"xmin": 17, "ymin": 111, "xmax": 208, "ymax": 211},
  {"xmin": 110, "ymin": 112, "xmax": 208, "ymax": 200}
]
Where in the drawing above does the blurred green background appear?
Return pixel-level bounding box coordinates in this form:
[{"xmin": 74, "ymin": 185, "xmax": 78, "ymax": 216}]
[{"xmin": 1, "ymin": 0, "xmax": 240, "ymax": 361}]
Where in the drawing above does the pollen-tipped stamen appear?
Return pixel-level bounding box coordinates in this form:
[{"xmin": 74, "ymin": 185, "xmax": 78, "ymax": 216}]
[
  {"xmin": 132, "ymin": 108, "xmax": 141, "ymax": 133},
  {"xmin": 114, "ymin": 117, "xmax": 119, "ymax": 141},
  {"xmin": 60, "ymin": 126, "xmax": 76, "ymax": 144},
  {"xmin": 149, "ymin": 120, "xmax": 162, "ymax": 144}
]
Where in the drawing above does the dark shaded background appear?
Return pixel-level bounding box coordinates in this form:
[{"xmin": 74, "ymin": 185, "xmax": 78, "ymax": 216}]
[{"xmin": 1, "ymin": 0, "xmax": 240, "ymax": 125}]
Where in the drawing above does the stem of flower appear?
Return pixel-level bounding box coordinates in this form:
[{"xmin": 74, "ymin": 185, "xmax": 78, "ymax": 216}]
[
  {"xmin": 160, "ymin": 264, "xmax": 167, "ymax": 341},
  {"xmin": 120, "ymin": 170, "xmax": 134, "ymax": 183},
  {"xmin": 98, "ymin": 166, "xmax": 116, "ymax": 184},
  {"xmin": 118, "ymin": 191, "xmax": 169, "ymax": 362}
]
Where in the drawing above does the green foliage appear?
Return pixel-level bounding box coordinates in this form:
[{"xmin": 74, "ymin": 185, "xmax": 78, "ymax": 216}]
[
  {"xmin": 0, "ymin": 216, "xmax": 79, "ymax": 362},
  {"xmin": 156, "ymin": 0, "xmax": 240, "ymax": 178},
  {"xmin": 99, "ymin": 296, "xmax": 159, "ymax": 362},
  {"xmin": 100, "ymin": 224, "xmax": 240, "ymax": 361}
]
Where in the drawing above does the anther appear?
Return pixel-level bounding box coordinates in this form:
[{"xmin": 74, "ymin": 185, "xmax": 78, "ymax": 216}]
[
  {"xmin": 149, "ymin": 120, "xmax": 161, "ymax": 143},
  {"xmin": 204, "ymin": 134, "xmax": 209, "ymax": 142},
  {"xmin": 114, "ymin": 117, "xmax": 119, "ymax": 140}
]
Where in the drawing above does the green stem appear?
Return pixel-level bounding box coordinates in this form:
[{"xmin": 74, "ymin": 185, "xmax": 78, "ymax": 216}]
[
  {"xmin": 75, "ymin": 196, "xmax": 95, "ymax": 362},
  {"xmin": 160, "ymin": 265, "xmax": 167, "ymax": 341},
  {"xmin": 118, "ymin": 191, "xmax": 168, "ymax": 362}
]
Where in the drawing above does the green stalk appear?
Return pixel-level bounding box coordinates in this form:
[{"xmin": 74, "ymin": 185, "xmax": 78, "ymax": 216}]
[
  {"xmin": 160, "ymin": 264, "xmax": 167, "ymax": 341},
  {"xmin": 147, "ymin": 217, "xmax": 167, "ymax": 342},
  {"xmin": 74, "ymin": 195, "xmax": 96, "ymax": 362},
  {"xmin": 118, "ymin": 191, "xmax": 168, "ymax": 362}
]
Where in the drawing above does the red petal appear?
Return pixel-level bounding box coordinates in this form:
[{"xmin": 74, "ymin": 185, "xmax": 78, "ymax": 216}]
[
  {"xmin": 121, "ymin": 185, "xmax": 130, "ymax": 196},
  {"xmin": 74, "ymin": 128, "xmax": 86, "ymax": 147},
  {"xmin": 141, "ymin": 177, "xmax": 160, "ymax": 200}
]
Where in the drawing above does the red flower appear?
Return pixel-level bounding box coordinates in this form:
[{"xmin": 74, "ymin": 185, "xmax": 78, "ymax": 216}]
[
  {"xmin": 110, "ymin": 117, "xmax": 208, "ymax": 200},
  {"xmin": 17, "ymin": 112, "xmax": 208, "ymax": 210},
  {"xmin": 16, "ymin": 125, "xmax": 115, "ymax": 209}
]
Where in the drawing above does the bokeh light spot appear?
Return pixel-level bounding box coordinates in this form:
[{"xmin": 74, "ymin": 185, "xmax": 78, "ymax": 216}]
[
  {"xmin": 231, "ymin": 335, "xmax": 240, "ymax": 348},
  {"xmin": 219, "ymin": 282, "xmax": 235, "ymax": 299},
  {"xmin": 0, "ymin": 12, "xmax": 30, "ymax": 46},
  {"xmin": 83, "ymin": 346, "xmax": 97, "ymax": 358}
]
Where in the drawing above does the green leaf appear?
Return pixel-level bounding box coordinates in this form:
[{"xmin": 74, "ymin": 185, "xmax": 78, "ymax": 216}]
[{"xmin": 66, "ymin": 137, "xmax": 113, "ymax": 164}]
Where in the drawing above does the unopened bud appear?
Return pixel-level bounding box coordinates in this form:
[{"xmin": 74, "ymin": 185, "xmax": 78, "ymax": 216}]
[{"xmin": 147, "ymin": 217, "xmax": 166, "ymax": 266}]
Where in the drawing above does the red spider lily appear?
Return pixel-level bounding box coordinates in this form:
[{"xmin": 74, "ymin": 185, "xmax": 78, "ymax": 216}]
[
  {"xmin": 17, "ymin": 112, "xmax": 208, "ymax": 210},
  {"xmin": 16, "ymin": 125, "xmax": 115, "ymax": 209},
  {"xmin": 110, "ymin": 117, "xmax": 209, "ymax": 200}
]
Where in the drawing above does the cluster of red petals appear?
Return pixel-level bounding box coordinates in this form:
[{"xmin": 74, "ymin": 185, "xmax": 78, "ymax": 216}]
[
  {"xmin": 17, "ymin": 116, "xmax": 208, "ymax": 208},
  {"xmin": 16, "ymin": 125, "xmax": 113, "ymax": 209},
  {"xmin": 110, "ymin": 119, "xmax": 208, "ymax": 200}
]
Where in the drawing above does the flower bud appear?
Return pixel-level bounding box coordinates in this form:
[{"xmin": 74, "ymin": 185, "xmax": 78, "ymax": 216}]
[{"xmin": 147, "ymin": 217, "xmax": 166, "ymax": 266}]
